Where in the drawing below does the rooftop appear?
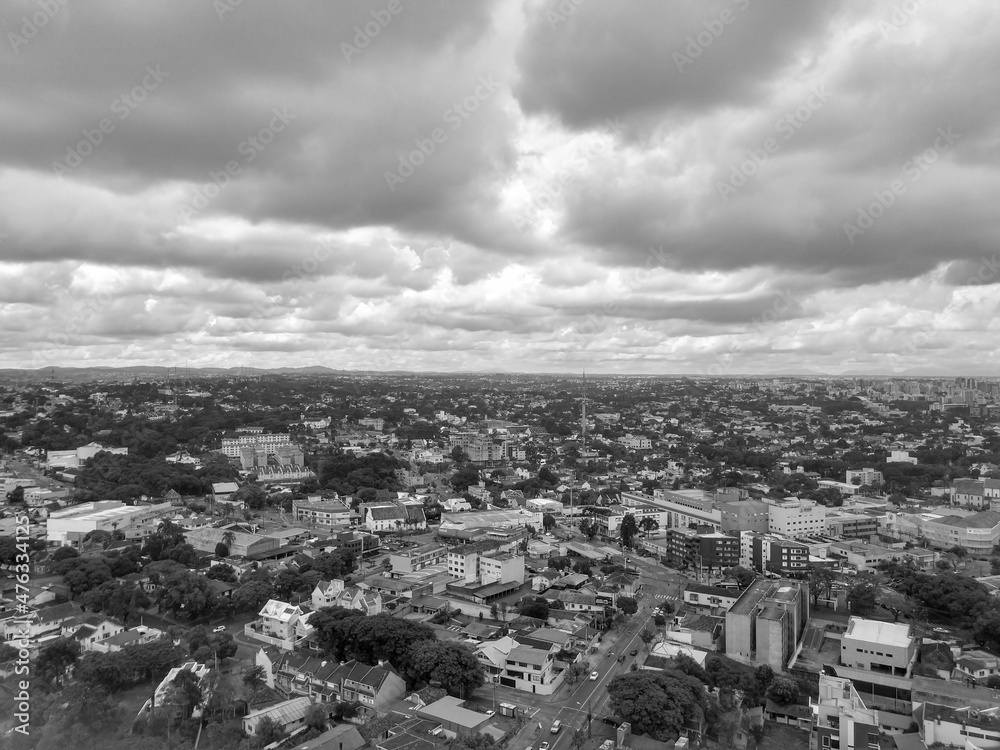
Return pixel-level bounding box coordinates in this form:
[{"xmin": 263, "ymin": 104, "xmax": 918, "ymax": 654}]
[{"xmin": 843, "ymin": 617, "xmax": 913, "ymax": 648}]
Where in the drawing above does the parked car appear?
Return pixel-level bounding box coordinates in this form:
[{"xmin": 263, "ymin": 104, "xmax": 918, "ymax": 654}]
[
  {"xmin": 630, "ymin": 648, "xmax": 638, "ymax": 656},
  {"xmin": 590, "ymin": 671, "xmax": 599, "ymax": 681},
  {"xmin": 601, "ymin": 717, "xmax": 618, "ymax": 726},
  {"xmin": 539, "ymin": 743, "xmax": 550, "ymax": 750},
  {"xmin": 213, "ymin": 625, "xmax": 226, "ymax": 633},
  {"xmin": 551, "ymin": 720, "xmax": 562, "ymax": 734}
]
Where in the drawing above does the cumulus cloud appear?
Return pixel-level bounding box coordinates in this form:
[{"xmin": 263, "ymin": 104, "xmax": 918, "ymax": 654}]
[{"xmin": 0, "ymin": 0, "xmax": 997, "ymax": 374}]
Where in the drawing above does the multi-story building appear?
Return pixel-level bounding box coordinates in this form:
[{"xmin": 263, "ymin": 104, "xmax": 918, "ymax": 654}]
[
  {"xmin": 663, "ymin": 527, "xmax": 739, "ymax": 577},
  {"xmin": 617, "ymin": 435, "xmax": 652, "ymax": 450},
  {"xmin": 625, "ymin": 490, "xmax": 722, "ymax": 531},
  {"xmin": 448, "ymin": 432, "xmax": 507, "ymax": 464},
  {"xmin": 840, "ymin": 617, "xmax": 915, "ymax": 677},
  {"xmin": 221, "ymin": 433, "xmax": 292, "ymax": 458},
  {"xmin": 185, "ymin": 526, "xmax": 280, "ymax": 558},
  {"xmin": 47, "ymin": 442, "xmax": 128, "ymax": 469},
  {"xmin": 882, "ymin": 509, "xmax": 1000, "ymax": 554},
  {"xmin": 239, "ymin": 443, "xmax": 305, "ymax": 470},
  {"xmin": 810, "ymin": 674, "xmax": 881, "ymax": 750},
  {"xmin": 389, "ymin": 543, "xmax": 448, "ymax": 573},
  {"xmin": 750, "ymin": 534, "xmax": 810, "ymax": 576},
  {"xmin": 245, "ymin": 599, "xmax": 314, "ymax": 651},
  {"xmin": 292, "ymin": 496, "xmax": 352, "ymax": 527},
  {"xmin": 313, "ymin": 530, "xmax": 380, "ymax": 559},
  {"xmin": 768, "ymin": 498, "xmax": 828, "ymax": 539},
  {"xmin": 721, "ymin": 499, "xmax": 770, "ymax": 535},
  {"xmin": 359, "ymin": 417, "xmax": 385, "ymax": 431},
  {"xmin": 825, "ymin": 510, "xmax": 879, "ymax": 539},
  {"xmin": 921, "ymin": 704, "xmax": 1000, "ymax": 749},
  {"xmin": 846, "ymin": 468, "xmax": 884, "ymax": 487},
  {"xmin": 475, "ymin": 636, "xmax": 560, "ymax": 695},
  {"xmin": 446, "ymin": 542, "xmax": 524, "ymax": 585},
  {"xmin": 725, "ymin": 578, "xmax": 809, "ymax": 671}
]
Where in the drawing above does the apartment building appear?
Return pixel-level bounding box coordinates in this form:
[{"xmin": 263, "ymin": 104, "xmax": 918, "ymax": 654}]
[
  {"xmin": 845, "ymin": 468, "xmax": 884, "ymax": 486},
  {"xmin": 726, "ymin": 578, "xmax": 809, "ymax": 671},
  {"xmin": 448, "ymin": 431, "xmax": 507, "ymax": 464},
  {"xmin": 768, "ymin": 498, "xmax": 828, "ymax": 539},
  {"xmin": 840, "ymin": 618, "xmax": 915, "ymax": 677},
  {"xmin": 749, "ymin": 534, "xmax": 809, "ymax": 576},
  {"xmin": 810, "ymin": 674, "xmax": 881, "ymax": 750},
  {"xmin": 221, "ymin": 432, "xmax": 292, "ymax": 458},
  {"xmin": 683, "ymin": 584, "xmax": 741, "ymax": 614},
  {"xmin": 663, "ymin": 527, "xmax": 739, "ymax": 576},
  {"xmin": 825, "ymin": 510, "xmax": 879, "ymax": 539}
]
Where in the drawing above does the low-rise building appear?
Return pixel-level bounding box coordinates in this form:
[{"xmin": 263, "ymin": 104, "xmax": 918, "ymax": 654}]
[
  {"xmin": 243, "ymin": 696, "xmax": 312, "ymax": 736},
  {"xmin": 293, "ymin": 496, "xmax": 352, "ymax": 527},
  {"xmin": 390, "ymin": 543, "xmax": 448, "ymax": 574},
  {"xmin": 840, "ymin": 617, "xmax": 915, "ymax": 677},
  {"xmin": 312, "ymin": 579, "xmax": 382, "ymax": 615},
  {"xmin": 245, "ymin": 599, "xmax": 314, "ymax": 651},
  {"xmin": 810, "ymin": 673, "xmax": 880, "ymax": 750}
]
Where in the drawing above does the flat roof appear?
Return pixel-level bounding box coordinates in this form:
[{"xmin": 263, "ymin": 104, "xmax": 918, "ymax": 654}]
[
  {"xmin": 417, "ymin": 696, "xmax": 488, "ymax": 728},
  {"xmin": 844, "ymin": 617, "xmax": 913, "ymax": 648}
]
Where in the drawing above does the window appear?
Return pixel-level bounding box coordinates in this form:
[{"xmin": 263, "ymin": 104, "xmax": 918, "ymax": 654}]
[{"xmin": 822, "ymin": 737, "xmax": 830, "ymax": 748}]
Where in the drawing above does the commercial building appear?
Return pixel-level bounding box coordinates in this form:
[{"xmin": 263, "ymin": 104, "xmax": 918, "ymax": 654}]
[
  {"xmin": 626, "ymin": 490, "xmax": 723, "ymax": 532},
  {"xmin": 185, "ymin": 526, "xmax": 280, "ymax": 558},
  {"xmin": 952, "ymin": 478, "xmax": 1000, "ymax": 509},
  {"xmin": 46, "ymin": 442, "xmax": 128, "ymax": 469},
  {"xmin": 293, "ymin": 496, "xmax": 352, "ymax": 527},
  {"xmin": 882, "ymin": 509, "xmax": 1000, "ymax": 554},
  {"xmin": 768, "ymin": 498, "xmax": 827, "ymax": 539},
  {"xmin": 721, "ymin": 499, "xmax": 770, "ymax": 535},
  {"xmin": 389, "ymin": 543, "xmax": 448, "ymax": 574},
  {"xmin": 726, "ymin": 578, "xmax": 809, "ymax": 671},
  {"xmin": 447, "ymin": 542, "xmax": 524, "ymax": 585},
  {"xmin": 682, "ymin": 584, "xmax": 741, "ymax": 615},
  {"xmin": 840, "ymin": 617, "xmax": 915, "ymax": 677},
  {"xmin": 46, "ymin": 501, "xmax": 174, "ymax": 547},
  {"xmin": 438, "ymin": 508, "xmax": 540, "ymax": 535},
  {"xmin": 825, "ymin": 510, "xmax": 879, "ymax": 539}
]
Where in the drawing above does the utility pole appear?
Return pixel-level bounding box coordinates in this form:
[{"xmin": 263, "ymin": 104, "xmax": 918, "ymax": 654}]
[{"xmin": 587, "ymin": 697, "xmax": 593, "ymax": 738}]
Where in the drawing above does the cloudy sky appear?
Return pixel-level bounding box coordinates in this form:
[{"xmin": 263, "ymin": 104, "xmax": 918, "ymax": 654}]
[{"xmin": 1, "ymin": 0, "xmax": 998, "ymax": 375}]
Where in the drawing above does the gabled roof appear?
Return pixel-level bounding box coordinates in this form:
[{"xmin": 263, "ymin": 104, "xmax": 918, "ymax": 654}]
[{"xmin": 259, "ymin": 599, "xmax": 303, "ymax": 623}]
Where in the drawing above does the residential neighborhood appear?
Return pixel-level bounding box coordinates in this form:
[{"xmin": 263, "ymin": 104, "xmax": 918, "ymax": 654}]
[{"xmin": 2, "ymin": 373, "xmax": 1000, "ymax": 750}]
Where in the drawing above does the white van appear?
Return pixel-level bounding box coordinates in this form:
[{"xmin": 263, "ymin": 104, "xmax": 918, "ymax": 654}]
[{"xmin": 551, "ymin": 720, "xmax": 562, "ymax": 734}]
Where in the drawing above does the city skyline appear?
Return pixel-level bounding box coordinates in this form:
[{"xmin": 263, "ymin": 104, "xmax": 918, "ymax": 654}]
[{"xmin": 2, "ymin": 1, "xmax": 999, "ymax": 375}]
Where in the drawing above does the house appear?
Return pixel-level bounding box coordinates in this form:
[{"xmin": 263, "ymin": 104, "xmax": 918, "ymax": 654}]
[
  {"xmin": 312, "ymin": 579, "xmax": 383, "ymax": 615},
  {"xmin": 474, "ymin": 636, "xmax": 561, "ymax": 695},
  {"xmin": 60, "ymin": 614, "xmax": 125, "ymax": 651},
  {"xmin": 414, "ymin": 696, "xmax": 491, "ymax": 737},
  {"xmin": 270, "ymin": 654, "xmax": 406, "ymax": 717},
  {"xmin": 955, "ymin": 649, "xmax": 1000, "ymax": 682},
  {"xmin": 140, "ymin": 661, "xmax": 213, "ymax": 720},
  {"xmin": 243, "ymin": 696, "xmax": 313, "ymax": 736},
  {"xmin": 245, "ymin": 599, "xmax": 315, "ymax": 651}
]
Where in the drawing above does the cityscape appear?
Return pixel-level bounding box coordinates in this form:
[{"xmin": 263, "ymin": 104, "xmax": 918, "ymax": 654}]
[
  {"xmin": 2, "ymin": 1, "xmax": 999, "ymax": 750},
  {"xmin": 1, "ymin": 372, "xmax": 1000, "ymax": 750}
]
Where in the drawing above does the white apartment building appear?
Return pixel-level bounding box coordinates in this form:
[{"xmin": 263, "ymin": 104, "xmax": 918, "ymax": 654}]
[
  {"xmin": 221, "ymin": 433, "xmax": 292, "ymax": 458},
  {"xmin": 846, "ymin": 468, "xmax": 883, "ymax": 486},
  {"xmin": 768, "ymin": 498, "xmax": 828, "ymax": 539},
  {"xmin": 617, "ymin": 435, "xmax": 652, "ymax": 450}
]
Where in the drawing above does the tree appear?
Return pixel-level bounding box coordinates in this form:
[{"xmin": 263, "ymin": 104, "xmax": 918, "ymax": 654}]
[
  {"xmin": 542, "ymin": 513, "xmax": 556, "ymax": 531},
  {"xmin": 253, "ymin": 715, "xmax": 286, "ymax": 744},
  {"xmin": 8, "ymin": 485, "xmax": 25, "ymax": 504},
  {"xmin": 313, "ymin": 549, "xmax": 357, "ymax": 579},
  {"xmin": 207, "ymin": 563, "xmax": 238, "ymax": 583},
  {"xmin": 754, "ymin": 664, "xmax": 775, "ymax": 690},
  {"xmin": 243, "ymin": 665, "xmax": 266, "ymax": 690},
  {"xmin": 607, "ymin": 669, "xmax": 706, "ymax": 741},
  {"xmin": 36, "ymin": 638, "xmax": 80, "ymax": 690},
  {"xmin": 579, "ymin": 518, "xmax": 599, "ymax": 540},
  {"xmin": 617, "ymin": 596, "xmax": 638, "ymax": 616},
  {"xmin": 517, "ymin": 597, "xmax": 550, "ymax": 621},
  {"xmin": 639, "ymin": 517, "xmax": 659, "ymax": 536},
  {"xmin": 847, "ymin": 575, "xmax": 878, "ymax": 616},
  {"xmin": 654, "ymin": 614, "xmax": 667, "ymax": 627},
  {"xmin": 573, "ymin": 560, "xmax": 592, "ymax": 576},
  {"xmin": 305, "ymin": 703, "xmax": 329, "ymax": 732},
  {"xmin": 157, "ymin": 570, "xmax": 217, "ymax": 618},
  {"xmin": 215, "ymin": 541, "xmax": 229, "ymax": 557},
  {"xmin": 409, "ymin": 641, "xmax": 485, "ymax": 697},
  {"xmin": 766, "ymin": 675, "xmax": 799, "ymax": 705},
  {"xmin": 724, "ymin": 566, "xmax": 756, "ymax": 590},
  {"xmin": 806, "ymin": 567, "xmax": 837, "ymax": 606},
  {"xmin": 619, "ymin": 514, "xmax": 639, "ymax": 548}
]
